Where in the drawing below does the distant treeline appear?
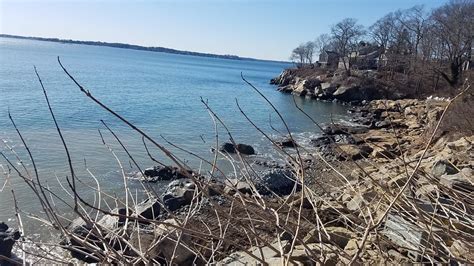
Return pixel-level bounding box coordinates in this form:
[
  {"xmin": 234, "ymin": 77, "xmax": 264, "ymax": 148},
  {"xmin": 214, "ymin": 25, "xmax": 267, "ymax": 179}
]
[{"xmin": 0, "ymin": 34, "xmax": 284, "ymax": 63}]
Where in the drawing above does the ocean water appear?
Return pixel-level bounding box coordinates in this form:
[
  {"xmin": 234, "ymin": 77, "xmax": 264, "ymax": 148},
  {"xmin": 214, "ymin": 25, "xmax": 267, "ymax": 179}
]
[{"xmin": 0, "ymin": 37, "xmax": 348, "ymax": 235}]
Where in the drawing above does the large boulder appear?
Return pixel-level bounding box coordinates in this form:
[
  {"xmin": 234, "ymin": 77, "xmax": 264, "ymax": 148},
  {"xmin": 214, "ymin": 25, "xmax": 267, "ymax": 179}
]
[
  {"xmin": 144, "ymin": 165, "xmax": 192, "ymax": 182},
  {"xmin": 270, "ymin": 69, "xmax": 294, "ymax": 86},
  {"xmin": 236, "ymin": 144, "xmax": 255, "ymax": 155},
  {"xmin": 0, "ymin": 222, "xmax": 20, "ymax": 260},
  {"xmin": 219, "ymin": 142, "xmax": 255, "ymax": 155},
  {"xmin": 293, "ymin": 79, "xmax": 321, "ymax": 97},
  {"xmin": 162, "ymin": 179, "xmax": 196, "ymax": 212},
  {"xmin": 321, "ymin": 82, "xmax": 337, "ymax": 94}
]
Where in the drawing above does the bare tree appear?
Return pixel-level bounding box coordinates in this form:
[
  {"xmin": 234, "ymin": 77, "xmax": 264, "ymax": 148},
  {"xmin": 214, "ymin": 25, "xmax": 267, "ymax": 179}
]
[
  {"xmin": 331, "ymin": 18, "xmax": 366, "ymax": 71},
  {"xmin": 370, "ymin": 13, "xmax": 396, "ymax": 54},
  {"xmin": 430, "ymin": 0, "xmax": 474, "ymax": 86},
  {"xmin": 290, "ymin": 43, "xmax": 308, "ymax": 67},
  {"xmin": 397, "ymin": 5, "xmax": 429, "ymax": 58},
  {"xmin": 304, "ymin": 41, "xmax": 316, "ymax": 64},
  {"xmin": 314, "ymin": 33, "xmax": 332, "ymax": 58}
]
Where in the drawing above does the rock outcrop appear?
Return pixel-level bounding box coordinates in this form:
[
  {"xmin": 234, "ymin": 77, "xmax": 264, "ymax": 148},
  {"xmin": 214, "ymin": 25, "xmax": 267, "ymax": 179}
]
[{"xmin": 271, "ymin": 68, "xmax": 402, "ymax": 104}]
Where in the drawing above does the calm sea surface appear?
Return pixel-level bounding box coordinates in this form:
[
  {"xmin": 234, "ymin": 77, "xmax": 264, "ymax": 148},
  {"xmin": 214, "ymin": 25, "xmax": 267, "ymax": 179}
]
[{"xmin": 0, "ymin": 37, "xmax": 348, "ymax": 235}]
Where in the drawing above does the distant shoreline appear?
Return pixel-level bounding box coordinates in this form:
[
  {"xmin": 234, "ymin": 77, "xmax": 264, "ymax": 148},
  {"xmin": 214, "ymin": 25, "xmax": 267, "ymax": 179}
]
[{"xmin": 0, "ymin": 34, "xmax": 288, "ymax": 63}]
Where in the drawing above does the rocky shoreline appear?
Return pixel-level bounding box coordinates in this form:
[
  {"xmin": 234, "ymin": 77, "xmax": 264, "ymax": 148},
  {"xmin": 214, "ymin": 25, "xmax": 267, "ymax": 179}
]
[
  {"xmin": 270, "ymin": 68, "xmax": 407, "ymax": 104},
  {"xmin": 2, "ymin": 96, "xmax": 472, "ymax": 264}
]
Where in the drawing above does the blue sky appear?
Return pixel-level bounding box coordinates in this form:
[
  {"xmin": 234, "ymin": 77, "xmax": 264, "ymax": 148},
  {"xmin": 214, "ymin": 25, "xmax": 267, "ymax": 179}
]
[{"xmin": 0, "ymin": 0, "xmax": 447, "ymax": 61}]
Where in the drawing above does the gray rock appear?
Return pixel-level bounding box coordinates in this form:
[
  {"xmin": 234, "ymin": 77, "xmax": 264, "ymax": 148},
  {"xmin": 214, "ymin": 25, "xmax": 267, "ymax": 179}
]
[
  {"xmin": 162, "ymin": 179, "xmax": 196, "ymax": 212},
  {"xmin": 432, "ymin": 160, "xmax": 459, "ymax": 177},
  {"xmin": 382, "ymin": 214, "xmax": 429, "ymax": 261}
]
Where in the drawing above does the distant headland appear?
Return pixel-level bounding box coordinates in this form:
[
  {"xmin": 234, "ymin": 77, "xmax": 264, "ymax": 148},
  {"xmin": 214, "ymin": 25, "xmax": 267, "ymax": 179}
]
[{"xmin": 0, "ymin": 34, "xmax": 287, "ymax": 63}]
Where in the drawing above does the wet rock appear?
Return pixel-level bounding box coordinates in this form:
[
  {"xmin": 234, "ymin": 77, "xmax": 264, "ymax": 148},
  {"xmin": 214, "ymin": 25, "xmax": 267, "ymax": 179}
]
[
  {"xmin": 432, "ymin": 160, "xmax": 459, "ymax": 177},
  {"xmin": 219, "ymin": 142, "xmax": 255, "ymax": 155},
  {"xmin": 144, "ymin": 165, "xmax": 192, "ymax": 182},
  {"xmin": 162, "ymin": 179, "xmax": 196, "ymax": 212},
  {"xmin": 277, "ymin": 138, "xmax": 298, "ymax": 148},
  {"xmin": 236, "ymin": 144, "xmax": 255, "ymax": 155},
  {"xmin": 321, "ymin": 82, "xmax": 337, "ymax": 94},
  {"xmin": 219, "ymin": 142, "xmax": 236, "ymax": 153},
  {"xmin": 0, "ymin": 222, "xmax": 20, "ymax": 260}
]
